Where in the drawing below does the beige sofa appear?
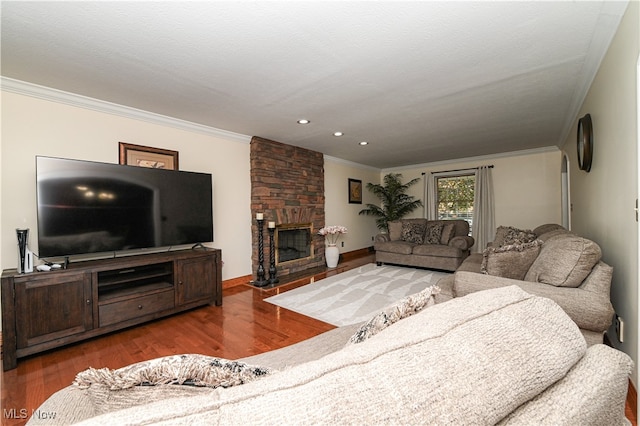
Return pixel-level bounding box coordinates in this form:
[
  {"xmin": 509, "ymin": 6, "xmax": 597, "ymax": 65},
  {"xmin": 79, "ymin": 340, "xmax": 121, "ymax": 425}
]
[
  {"xmin": 28, "ymin": 286, "xmax": 632, "ymax": 425},
  {"xmin": 438, "ymin": 224, "xmax": 615, "ymax": 346},
  {"xmin": 374, "ymin": 219, "xmax": 474, "ymax": 271}
]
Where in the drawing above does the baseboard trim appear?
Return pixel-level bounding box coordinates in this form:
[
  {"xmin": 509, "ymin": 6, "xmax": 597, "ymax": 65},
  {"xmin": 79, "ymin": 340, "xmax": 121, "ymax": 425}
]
[
  {"xmin": 222, "ymin": 275, "xmax": 252, "ymax": 289},
  {"xmin": 341, "ymin": 247, "xmax": 374, "ymax": 262},
  {"xmin": 628, "ymin": 379, "xmax": 637, "ymax": 422}
]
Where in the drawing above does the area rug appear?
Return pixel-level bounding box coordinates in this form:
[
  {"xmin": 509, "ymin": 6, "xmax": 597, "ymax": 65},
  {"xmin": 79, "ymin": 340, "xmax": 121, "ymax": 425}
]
[{"xmin": 264, "ymin": 264, "xmax": 450, "ymax": 326}]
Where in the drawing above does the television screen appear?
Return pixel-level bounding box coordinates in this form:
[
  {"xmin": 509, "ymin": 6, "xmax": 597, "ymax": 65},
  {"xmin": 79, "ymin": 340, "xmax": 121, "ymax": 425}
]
[{"xmin": 36, "ymin": 156, "xmax": 214, "ymax": 258}]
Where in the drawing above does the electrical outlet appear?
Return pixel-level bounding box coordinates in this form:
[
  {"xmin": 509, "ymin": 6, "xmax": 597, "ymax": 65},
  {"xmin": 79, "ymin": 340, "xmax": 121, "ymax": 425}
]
[
  {"xmin": 615, "ymin": 314, "xmax": 625, "ymax": 343},
  {"xmin": 372, "ymin": 236, "xmax": 375, "ymax": 241},
  {"xmin": 341, "ymin": 241, "xmax": 344, "ymax": 247}
]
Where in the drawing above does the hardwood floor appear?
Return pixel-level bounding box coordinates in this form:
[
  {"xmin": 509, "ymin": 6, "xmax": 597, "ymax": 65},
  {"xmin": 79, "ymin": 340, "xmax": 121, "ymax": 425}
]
[{"xmin": 1, "ymin": 252, "xmax": 636, "ymax": 425}]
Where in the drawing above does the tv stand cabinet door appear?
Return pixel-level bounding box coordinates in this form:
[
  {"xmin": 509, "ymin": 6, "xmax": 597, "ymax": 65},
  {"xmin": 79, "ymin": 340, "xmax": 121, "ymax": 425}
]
[
  {"xmin": 176, "ymin": 254, "xmax": 216, "ymax": 307},
  {"xmin": 14, "ymin": 272, "xmax": 93, "ymax": 350}
]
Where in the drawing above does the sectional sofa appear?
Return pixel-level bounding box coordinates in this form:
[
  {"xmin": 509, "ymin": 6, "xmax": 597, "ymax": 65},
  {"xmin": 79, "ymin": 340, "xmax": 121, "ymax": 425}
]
[{"xmin": 27, "ymin": 285, "xmax": 632, "ymax": 425}]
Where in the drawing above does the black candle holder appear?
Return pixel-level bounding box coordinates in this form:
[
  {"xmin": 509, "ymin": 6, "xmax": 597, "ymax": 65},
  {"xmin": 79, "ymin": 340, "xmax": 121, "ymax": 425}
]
[
  {"xmin": 254, "ymin": 218, "xmax": 269, "ymax": 287},
  {"xmin": 268, "ymin": 225, "xmax": 279, "ymax": 285}
]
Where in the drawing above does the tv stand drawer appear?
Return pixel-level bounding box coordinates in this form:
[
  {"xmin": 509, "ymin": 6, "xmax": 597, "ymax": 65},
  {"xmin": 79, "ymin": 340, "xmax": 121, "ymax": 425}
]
[{"xmin": 99, "ymin": 290, "xmax": 174, "ymax": 327}]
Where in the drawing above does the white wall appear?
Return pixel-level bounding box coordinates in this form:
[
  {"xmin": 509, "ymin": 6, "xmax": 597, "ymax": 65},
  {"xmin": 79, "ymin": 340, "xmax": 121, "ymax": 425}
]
[
  {"xmin": 560, "ymin": 1, "xmax": 638, "ymax": 386},
  {"xmin": 323, "ymin": 157, "xmax": 381, "ymax": 252},
  {"xmin": 1, "ymin": 90, "xmax": 253, "ymax": 281},
  {"xmin": 383, "ymin": 149, "xmax": 563, "ymax": 232}
]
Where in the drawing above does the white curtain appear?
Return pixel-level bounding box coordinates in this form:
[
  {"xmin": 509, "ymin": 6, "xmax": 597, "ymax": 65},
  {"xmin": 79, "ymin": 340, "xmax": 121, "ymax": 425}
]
[
  {"xmin": 423, "ymin": 172, "xmax": 437, "ymax": 220},
  {"xmin": 473, "ymin": 166, "xmax": 495, "ymax": 252}
]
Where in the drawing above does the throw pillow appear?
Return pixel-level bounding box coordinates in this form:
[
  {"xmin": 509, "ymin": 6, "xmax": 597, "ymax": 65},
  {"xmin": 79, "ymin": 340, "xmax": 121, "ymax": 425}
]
[
  {"xmin": 492, "ymin": 226, "xmax": 537, "ymax": 247},
  {"xmin": 347, "ymin": 285, "xmax": 441, "ymax": 345},
  {"xmin": 424, "ymin": 222, "xmax": 444, "ymax": 244},
  {"xmin": 439, "ymin": 223, "xmax": 455, "ymax": 245},
  {"xmin": 74, "ymin": 354, "xmax": 272, "ymax": 390},
  {"xmin": 481, "ymin": 240, "xmax": 543, "ymax": 280},
  {"xmin": 388, "ymin": 221, "xmax": 403, "ymax": 241},
  {"xmin": 524, "ymin": 235, "xmax": 602, "ymax": 287},
  {"xmin": 401, "ymin": 221, "xmax": 427, "ymax": 244}
]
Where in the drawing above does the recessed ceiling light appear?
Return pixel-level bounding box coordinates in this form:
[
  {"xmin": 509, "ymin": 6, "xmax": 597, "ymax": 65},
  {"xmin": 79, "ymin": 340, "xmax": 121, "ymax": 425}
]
[
  {"xmin": 297, "ymin": 119, "xmax": 310, "ymax": 124},
  {"xmin": 359, "ymin": 141, "xmax": 369, "ymax": 146},
  {"xmin": 333, "ymin": 131, "xmax": 344, "ymax": 137}
]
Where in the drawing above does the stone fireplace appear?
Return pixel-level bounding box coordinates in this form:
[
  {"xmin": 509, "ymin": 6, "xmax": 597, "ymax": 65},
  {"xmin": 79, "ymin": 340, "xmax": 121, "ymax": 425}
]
[{"xmin": 250, "ymin": 137, "xmax": 325, "ymax": 279}]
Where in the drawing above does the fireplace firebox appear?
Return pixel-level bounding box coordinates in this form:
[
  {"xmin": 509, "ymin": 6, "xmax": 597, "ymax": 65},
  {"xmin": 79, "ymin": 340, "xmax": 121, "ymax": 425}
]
[{"xmin": 276, "ymin": 224, "xmax": 312, "ymax": 264}]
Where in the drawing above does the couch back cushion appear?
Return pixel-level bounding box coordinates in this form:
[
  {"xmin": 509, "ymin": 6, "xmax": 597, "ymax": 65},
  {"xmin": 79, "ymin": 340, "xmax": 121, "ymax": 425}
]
[
  {"xmin": 524, "ymin": 235, "xmax": 602, "ymax": 287},
  {"xmin": 389, "ymin": 219, "xmax": 468, "ymax": 243},
  {"xmin": 533, "ymin": 223, "xmax": 566, "ymax": 236},
  {"xmin": 389, "ymin": 219, "xmax": 426, "ymax": 241}
]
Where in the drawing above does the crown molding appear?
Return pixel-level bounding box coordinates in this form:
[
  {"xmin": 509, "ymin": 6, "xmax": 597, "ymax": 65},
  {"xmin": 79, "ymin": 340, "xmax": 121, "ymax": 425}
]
[
  {"xmin": 0, "ymin": 77, "xmax": 252, "ymax": 144},
  {"xmin": 323, "ymin": 154, "xmax": 381, "ymax": 172},
  {"xmin": 382, "ymin": 146, "xmax": 561, "ymax": 173}
]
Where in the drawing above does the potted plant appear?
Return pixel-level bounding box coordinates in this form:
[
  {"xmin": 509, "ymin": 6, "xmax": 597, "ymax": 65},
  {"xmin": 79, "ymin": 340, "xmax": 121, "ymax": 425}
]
[{"xmin": 358, "ymin": 173, "xmax": 423, "ymax": 232}]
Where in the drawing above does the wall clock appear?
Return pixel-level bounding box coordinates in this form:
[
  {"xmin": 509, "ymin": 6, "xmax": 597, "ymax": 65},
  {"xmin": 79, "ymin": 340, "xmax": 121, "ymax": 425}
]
[{"xmin": 577, "ymin": 113, "xmax": 593, "ymax": 172}]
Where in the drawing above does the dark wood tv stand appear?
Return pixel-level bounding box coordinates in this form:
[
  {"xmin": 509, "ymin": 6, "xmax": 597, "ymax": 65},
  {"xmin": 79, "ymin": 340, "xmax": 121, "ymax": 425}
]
[{"xmin": 1, "ymin": 247, "xmax": 222, "ymax": 371}]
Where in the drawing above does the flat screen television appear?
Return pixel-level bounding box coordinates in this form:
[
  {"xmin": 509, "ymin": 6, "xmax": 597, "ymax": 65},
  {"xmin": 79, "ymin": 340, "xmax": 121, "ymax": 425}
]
[{"xmin": 36, "ymin": 156, "xmax": 214, "ymax": 259}]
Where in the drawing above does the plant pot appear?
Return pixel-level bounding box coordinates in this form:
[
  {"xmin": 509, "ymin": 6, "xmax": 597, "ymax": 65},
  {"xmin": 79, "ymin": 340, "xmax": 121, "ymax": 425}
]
[{"xmin": 325, "ymin": 244, "xmax": 340, "ymax": 268}]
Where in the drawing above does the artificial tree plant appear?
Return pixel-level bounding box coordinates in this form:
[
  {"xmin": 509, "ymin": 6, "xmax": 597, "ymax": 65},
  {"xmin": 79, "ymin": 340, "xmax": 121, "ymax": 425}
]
[{"xmin": 358, "ymin": 173, "xmax": 423, "ymax": 232}]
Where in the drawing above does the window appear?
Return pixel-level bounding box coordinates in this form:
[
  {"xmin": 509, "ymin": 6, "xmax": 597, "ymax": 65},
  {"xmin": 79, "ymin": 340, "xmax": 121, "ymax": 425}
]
[{"xmin": 436, "ymin": 174, "xmax": 475, "ymax": 234}]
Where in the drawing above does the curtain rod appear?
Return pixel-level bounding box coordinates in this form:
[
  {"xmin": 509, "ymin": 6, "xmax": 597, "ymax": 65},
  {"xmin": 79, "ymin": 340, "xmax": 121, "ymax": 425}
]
[{"xmin": 421, "ymin": 165, "xmax": 494, "ymax": 175}]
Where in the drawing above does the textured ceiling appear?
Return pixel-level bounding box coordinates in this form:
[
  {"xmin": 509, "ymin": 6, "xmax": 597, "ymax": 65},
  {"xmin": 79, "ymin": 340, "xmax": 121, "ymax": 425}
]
[{"xmin": 0, "ymin": 1, "xmax": 629, "ymax": 168}]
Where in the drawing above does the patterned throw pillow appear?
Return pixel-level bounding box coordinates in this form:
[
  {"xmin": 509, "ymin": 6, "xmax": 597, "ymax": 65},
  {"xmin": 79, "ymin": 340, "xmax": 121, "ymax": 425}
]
[
  {"xmin": 481, "ymin": 240, "xmax": 543, "ymax": 280},
  {"xmin": 401, "ymin": 221, "xmax": 427, "ymax": 244},
  {"xmin": 493, "ymin": 226, "xmax": 537, "ymax": 247},
  {"xmin": 424, "ymin": 222, "xmax": 444, "ymax": 244},
  {"xmin": 347, "ymin": 285, "xmax": 441, "ymax": 345},
  {"xmin": 73, "ymin": 354, "xmax": 272, "ymax": 390}
]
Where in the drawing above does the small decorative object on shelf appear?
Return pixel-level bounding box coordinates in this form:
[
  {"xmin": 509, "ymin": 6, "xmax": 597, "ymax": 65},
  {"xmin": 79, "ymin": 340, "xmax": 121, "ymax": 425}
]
[
  {"xmin": 318, "ymin": 226, "xmax": 348, "ymax": 268},
  {"xmin": 254, "ymin": 213, "xmax": 269, "ymax": 287},
  {"xmin": 267, "ymin": 221, "xmax": 278, "ymax": 285}
]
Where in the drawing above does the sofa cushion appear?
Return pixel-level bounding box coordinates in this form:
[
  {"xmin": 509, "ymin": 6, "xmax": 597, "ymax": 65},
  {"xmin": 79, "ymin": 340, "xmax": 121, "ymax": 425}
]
[
  {"xmin": 481, "ymin": 240, "xmax": 542, "ymax": 280},
  {"xmin": 347, "ymin": 285, "xmax": 440, "ymax": 344},
  {"xmin": 537, "ymin": 228, "xmax": 571, "ymax": 242},
  {"xmin": 533, "ymin": 223, "xmax": 566, "ymax": 236},
  {"xmin": 440, "ymin": 222, "xmax": 455, "ymax": 244},
  {"xmin": 401, "ymin": 221, "xmax": 427, "ymax": 244},
  {"xmin": 424, "ymin": 222, "xmax": 444, "ymax": 244},
  {"xmin": 388, "ymin": 221, "xmax": 403, "ymax": 241},
  {"xmin": 524, "ymin": 235, "xmax": 602, "ymax": 288},
  {"xmin": 412, "ymin": 243, "xmax": 463, "ymax": 258},
  {"xmin": 493, "ymin": 225, "xmax": 537, "ymax": 247},
  {"xmin": 374, "ymin": 240, "xmax": 415, "ymax": 255}
]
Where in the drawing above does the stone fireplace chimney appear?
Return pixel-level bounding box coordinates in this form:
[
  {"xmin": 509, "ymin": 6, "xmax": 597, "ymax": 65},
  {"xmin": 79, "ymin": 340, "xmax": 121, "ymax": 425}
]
[{"xmin": 250, "ymin": 137, "xmax": 325, "ymax": 279}]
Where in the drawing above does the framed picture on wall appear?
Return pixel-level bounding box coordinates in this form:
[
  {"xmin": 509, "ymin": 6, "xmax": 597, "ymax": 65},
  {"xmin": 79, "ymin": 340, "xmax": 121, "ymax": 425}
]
[
  {"xmin": 119, "ymin": 142, "xmax": 179, "ymax": 170},
  {"xmin": 348, "ymin": 178, "xmax": 363, "ymax": 204}
]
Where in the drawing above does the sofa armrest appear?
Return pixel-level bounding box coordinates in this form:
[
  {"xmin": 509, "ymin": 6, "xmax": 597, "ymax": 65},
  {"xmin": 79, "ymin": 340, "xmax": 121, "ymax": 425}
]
[
  {"xmin": 453, "ymin": 271, "xmax": 614, "ymax": 332},
  {"xmin": 449, "ymin": 235, "xmax": 475, "ymax": 251},
  {"xmin": 375, "ymin": 233, "xmax": 391, "ymax": 243}
]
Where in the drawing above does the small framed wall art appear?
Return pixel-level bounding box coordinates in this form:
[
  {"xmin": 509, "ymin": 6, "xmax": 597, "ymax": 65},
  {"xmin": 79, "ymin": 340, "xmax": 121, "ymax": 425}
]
[
  {"xmin": 348, "ymin": 178, "xmax": 363, "ymax": 204},
  {"xmin": 119, "ymin": 142, "xmax": 179, "ymax": 170}
]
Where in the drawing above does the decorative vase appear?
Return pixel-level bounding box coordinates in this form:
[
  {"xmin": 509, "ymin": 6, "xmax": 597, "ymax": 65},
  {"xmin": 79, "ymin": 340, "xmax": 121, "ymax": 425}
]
[{"xmin": 325, "ymin": 244, "xmax": 340, "ymax": 268}]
